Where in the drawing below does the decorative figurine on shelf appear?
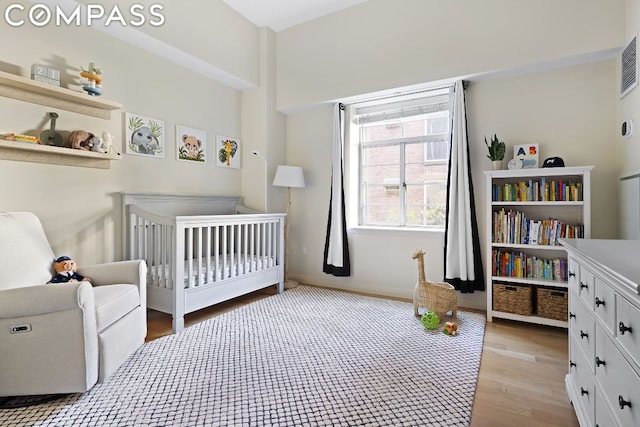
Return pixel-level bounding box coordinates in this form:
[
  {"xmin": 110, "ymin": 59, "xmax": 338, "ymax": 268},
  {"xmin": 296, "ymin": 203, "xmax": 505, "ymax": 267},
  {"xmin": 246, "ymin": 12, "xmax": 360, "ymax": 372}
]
[
  {"xmin": 88, "ymin": 135, "xmax": 107, "ymax": 153},
  {"xmin": 101, "ymin": 131, "xmax": 114, "ymax": 154},
  {"xmin": 68, "ymin": 130, "xmax": 95, "ymax": 150},
  {"xmin": 80, "ymin": 63, "xmax": 103, "ymax": 96}
]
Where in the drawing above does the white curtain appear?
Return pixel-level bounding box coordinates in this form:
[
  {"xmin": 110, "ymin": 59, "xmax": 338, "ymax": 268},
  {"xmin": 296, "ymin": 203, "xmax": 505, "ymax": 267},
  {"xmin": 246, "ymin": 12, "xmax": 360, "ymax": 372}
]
[
  {"xmin": 323, "ymin": 103, "xmax": 351, "ymax": 276},
  {"xmin": 444, "ymin": 81, "xmax": 484, "ymax": 293}
]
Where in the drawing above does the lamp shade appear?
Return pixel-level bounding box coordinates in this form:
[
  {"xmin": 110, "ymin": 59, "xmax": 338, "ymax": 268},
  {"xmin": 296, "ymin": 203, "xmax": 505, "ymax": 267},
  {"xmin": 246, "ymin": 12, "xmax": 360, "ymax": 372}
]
[{"xmin": 272, "ymin": 165, "xmax": 306, "ymax": 188}]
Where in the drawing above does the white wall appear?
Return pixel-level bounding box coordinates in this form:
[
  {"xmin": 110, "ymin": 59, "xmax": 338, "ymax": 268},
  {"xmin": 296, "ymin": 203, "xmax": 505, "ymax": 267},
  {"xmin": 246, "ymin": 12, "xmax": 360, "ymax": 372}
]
[
  {"xmin": 0, "ymin": 12, "xmax": 248, "ymax": 265},
  {"xmin": 276, "ymin": 0, "xmax": 624, "ymax": 112}
]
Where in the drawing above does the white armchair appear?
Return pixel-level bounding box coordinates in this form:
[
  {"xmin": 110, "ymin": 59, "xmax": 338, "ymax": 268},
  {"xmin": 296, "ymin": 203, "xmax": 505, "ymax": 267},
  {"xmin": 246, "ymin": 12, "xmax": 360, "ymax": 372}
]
[{"xmin": 0, "ymin": 212, "xmax": 147, "ymax": 397}]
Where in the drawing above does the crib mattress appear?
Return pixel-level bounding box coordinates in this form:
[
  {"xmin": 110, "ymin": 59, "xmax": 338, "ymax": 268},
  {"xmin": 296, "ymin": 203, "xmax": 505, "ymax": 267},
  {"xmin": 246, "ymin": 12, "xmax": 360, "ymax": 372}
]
[{"xmin": 150, "ymin": 255, "xmax": 276, "ymax": 288}]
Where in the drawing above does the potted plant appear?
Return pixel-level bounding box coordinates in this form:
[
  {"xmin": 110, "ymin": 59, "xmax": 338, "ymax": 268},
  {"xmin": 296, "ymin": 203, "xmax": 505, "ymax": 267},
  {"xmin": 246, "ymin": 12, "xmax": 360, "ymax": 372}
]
[{"xmin": 485, "ymin": 134, "xmax": 506, "ymax": 170}]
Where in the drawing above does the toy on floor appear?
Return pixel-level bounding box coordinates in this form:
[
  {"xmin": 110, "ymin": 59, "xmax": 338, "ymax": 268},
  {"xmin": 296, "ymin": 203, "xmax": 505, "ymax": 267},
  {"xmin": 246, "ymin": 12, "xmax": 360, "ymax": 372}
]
[
  {"xmin": 48, "ymin": 256, "xmax": 91, "ymax": 284},
  {"xmin": 421, "ymin": 310, "xmax": 440, "ymax": 330},
  {"xmin": 442, "ymin": 321, "xmax": 459, "ymax": 336}
]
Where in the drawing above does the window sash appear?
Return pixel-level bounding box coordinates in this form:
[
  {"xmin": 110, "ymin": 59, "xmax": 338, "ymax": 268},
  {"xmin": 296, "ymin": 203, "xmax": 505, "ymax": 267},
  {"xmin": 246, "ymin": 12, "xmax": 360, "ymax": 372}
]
[
  {"xmin": 359, "ymin": 140, "xmax": 448, "ymax": 228},
  {"xmin": 354, "ymin": 88, "xmax": 452, "ymax": 229}
]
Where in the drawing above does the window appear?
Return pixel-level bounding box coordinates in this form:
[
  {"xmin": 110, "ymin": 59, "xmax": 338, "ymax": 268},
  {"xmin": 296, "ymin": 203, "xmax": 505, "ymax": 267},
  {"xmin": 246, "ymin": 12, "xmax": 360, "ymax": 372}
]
[{"xmin": 351, "ymin": 88, "xmax": 452, "ymax": 228}]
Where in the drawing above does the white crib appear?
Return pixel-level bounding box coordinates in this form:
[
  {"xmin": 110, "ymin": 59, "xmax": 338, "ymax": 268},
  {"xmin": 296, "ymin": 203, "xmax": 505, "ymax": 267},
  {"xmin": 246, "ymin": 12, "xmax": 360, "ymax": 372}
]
[{"xmin": 122, "ymin": 193, "xmax": 285, "ymax": 333}]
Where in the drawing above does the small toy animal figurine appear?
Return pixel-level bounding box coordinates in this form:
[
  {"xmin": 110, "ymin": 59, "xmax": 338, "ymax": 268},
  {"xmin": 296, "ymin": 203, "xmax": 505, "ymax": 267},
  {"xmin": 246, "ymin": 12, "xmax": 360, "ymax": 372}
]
[
  {"xmin": 48, "ymin": 256, "xmax": 91, "ymax": 284},
  {"xmin": 87, "ymin": 135, "xmax": 107, "ymax": 153},
  {"xmin": 101, "ymin": 131, "xmax": 114, "ymax": 154},
  {"xmin": 442, "ymin": 321, "xmax": 459, "ymax": 336},
  {"xmin": 68, "ymin": 130, "xmax": 95, "ymax": 150},
  {"xmin": 80, "ymin": 63, "xmax": 103, "ymax": 96}
]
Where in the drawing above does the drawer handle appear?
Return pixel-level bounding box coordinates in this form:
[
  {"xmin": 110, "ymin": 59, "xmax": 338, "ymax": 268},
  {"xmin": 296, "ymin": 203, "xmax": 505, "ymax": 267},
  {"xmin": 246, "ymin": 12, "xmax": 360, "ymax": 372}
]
[
  {"xmin": 580, "ymin": 387, "xmax": 589, "ymax": 396},
  {"xmin": 619, "ymin": 395, "xmax": 632, "ymax": 409},
  {"xmin": 619, "ymin": 322, "xmax": 633, "ymax": 335},
  {"xmin": 569, "ymin": 312, "xmax": 576, "ymax": 319},
  {"xmin": 595, "ymin": 297, "xmax": 605, "ymax": 307},
  {"xmin": 595, "ymin": 357, "xmax": 606, "ymax": 367},
  {"xmin": 569, "ymin": 360, "xmax": 576, "ymax": 368},
  {"xmin": 569, "ymin": 271, "xmax": 576, "ymax": 278},
  {"xmin": 579, "ymin": 282, "xmax": 588, "ymax": 290},
  {"xmin": 580, "ymin": 330, "xmax": 589, "ymax": 339}
]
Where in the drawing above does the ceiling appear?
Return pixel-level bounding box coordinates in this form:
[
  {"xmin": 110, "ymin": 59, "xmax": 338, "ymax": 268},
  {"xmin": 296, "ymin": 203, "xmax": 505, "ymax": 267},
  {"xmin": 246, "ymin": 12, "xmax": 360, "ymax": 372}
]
[{"xmin": 221, "ymin": 0, "xmax": 368, "ymax": 32}]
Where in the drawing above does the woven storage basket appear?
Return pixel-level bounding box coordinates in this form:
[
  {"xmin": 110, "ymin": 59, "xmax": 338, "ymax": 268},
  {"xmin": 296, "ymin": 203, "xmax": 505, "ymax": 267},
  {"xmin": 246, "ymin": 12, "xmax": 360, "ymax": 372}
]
[
  {"xmin": 493, "ymin": 283, "xmax": 532, "ymax": 316},
  {"xmin": 536, "ymin": 288, "xmax": 568, "ymax": 321}
]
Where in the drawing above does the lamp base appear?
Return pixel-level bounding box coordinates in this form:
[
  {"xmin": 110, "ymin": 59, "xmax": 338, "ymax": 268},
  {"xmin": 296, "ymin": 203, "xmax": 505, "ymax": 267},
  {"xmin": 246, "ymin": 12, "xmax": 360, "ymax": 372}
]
[{"xmin": 284, "ymin": 279, "xmax": 299, "ymax": 290}]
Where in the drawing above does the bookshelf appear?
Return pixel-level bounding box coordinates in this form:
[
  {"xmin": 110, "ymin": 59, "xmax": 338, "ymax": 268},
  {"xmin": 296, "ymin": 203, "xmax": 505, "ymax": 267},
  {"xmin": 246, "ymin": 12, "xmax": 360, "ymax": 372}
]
[{"xmin": 485, "ymin": 166, "xmax": 593, "ymax": 328}]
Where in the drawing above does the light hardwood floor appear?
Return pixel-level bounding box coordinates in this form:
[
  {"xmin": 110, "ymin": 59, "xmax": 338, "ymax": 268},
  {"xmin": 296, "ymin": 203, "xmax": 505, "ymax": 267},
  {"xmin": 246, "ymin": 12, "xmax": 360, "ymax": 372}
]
[{"xmin": 146, "ymin": 286, "xmax": 580, "ymax": 427}]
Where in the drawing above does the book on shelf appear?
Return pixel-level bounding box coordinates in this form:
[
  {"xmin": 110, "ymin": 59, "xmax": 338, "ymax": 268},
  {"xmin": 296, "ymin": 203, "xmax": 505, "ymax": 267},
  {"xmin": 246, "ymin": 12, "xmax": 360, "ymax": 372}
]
[
  {"xmin": 491, "ymin": 208, "xmax": 583, "ymax": 245},
  {"xmin": 491, "ymin": 248, "xmax": 567, "ymax": 282},
  {"xmin": 492, "ymin": 179, "xmax": 583, "ymax": 202}
]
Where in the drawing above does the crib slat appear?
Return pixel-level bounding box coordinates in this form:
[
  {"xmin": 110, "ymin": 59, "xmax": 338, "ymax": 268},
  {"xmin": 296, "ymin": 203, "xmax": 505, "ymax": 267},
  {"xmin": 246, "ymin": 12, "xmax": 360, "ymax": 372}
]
[
  {"xmin": 214, "ymin": 225, "xmax": 220, "ymax": 282},
  {"xmin": 249, "ymin": 223, "xmax": 255, "ymax": 272},
  {"xmin": 206, "ymin": 226, "xmax": 212, "ymax": 285},
  {"xmin": 197, "ymin": 226, "xmax": 203, "ymax": 287},
  {"xmin": 243, "ymin": 223, "xmax": 248, "ymax": 274},
  {"xmin": 224, "ymin": 225, "xmax": 230, "ymax": 279},
  {"xmin": 230, "ymin": 224, "xmax": 235, "ymax": 278},
  {"xmin": 187, "ymin": 227, "xmax": 194, "ymax": 288}
]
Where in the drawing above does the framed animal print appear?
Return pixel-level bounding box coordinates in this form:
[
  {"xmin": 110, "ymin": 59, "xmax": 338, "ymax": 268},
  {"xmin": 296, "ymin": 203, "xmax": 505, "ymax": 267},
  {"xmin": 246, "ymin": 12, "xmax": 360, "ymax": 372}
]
[
  {"xmin": 216, "ymin": 135, "xmax": 240, "ymax": 169},
  {"xmin": 125, "ymin": 113, "xmax": 164, "ymax": 158},
  {"xmin": 177, "ymin": 125, "xmax": 206, "ymax": 163}
]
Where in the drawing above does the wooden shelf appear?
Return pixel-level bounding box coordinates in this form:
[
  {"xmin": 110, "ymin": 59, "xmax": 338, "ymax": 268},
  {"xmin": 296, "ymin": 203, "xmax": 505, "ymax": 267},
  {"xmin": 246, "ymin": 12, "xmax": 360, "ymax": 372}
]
[
  {"xmin": 0, "ymin": 139, "xmax": 121, "ymax": 169},
  {"xmin": 491, "ymin": 276, "xmax": 569, "ymax": 288},
  {"xmin": 491, "ymin": 242, "xmax": 567, "ymax": 251},
  {"xmin": 0, "ymin": 70, "xmax": 122, "ymax": 119},
  {"xmin": 490, "ymin": 310, "xmax": 568, "ymax": 328}
]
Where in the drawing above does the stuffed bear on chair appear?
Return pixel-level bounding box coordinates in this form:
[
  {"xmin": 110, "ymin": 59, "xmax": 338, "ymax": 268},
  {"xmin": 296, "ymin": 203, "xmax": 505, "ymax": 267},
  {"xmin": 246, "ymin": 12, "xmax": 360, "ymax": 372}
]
[{"xmin": 48, "ymin": 255, "xmax": 91, "ymax": 284}]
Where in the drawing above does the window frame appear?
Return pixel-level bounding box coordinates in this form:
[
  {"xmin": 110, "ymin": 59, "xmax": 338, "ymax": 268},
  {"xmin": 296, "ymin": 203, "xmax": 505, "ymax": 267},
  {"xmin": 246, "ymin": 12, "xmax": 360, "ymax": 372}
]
[{"xmin": 350, "ymin": 89, "xmax": 452, "ymax": 231}]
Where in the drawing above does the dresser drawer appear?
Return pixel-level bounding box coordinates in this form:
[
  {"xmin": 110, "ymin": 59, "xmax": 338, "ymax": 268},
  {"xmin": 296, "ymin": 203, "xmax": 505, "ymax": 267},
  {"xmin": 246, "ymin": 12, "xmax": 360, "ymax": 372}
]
[
  {"xmin": 571, "ymin": 296, "xmax": 595, "ymax": 372},
  {"xmin": 594, "ymin": 277, "xmax": 616, "ymax": 334},
  {"xmin": 568, "ymin": 257, "xmax": 580, "ymax": 297},
  {"xmin": 595, "ymin": 387, "xmax": 618, "ymax": 427},
  {"xmin": 594, "ymin": 323, "xmax": 640, "ymax": 427},
  {"xmin": 570, "ymin": 334, "xmax": 596, "ymax": 426},
  {"xmin": 615, "ymin": 295, "xmax": 640, "ymax": 368},
  {"xmin": 579, "ymin": 265, "xmax": 596, "ymax": 309}
]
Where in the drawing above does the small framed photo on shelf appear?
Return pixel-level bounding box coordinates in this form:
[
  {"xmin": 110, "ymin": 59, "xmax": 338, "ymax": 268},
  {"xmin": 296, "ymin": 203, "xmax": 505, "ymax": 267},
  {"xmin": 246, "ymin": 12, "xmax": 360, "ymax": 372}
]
[{"xmin": 513, "ymin": 143, "xmax": 539, "ymax": 168}]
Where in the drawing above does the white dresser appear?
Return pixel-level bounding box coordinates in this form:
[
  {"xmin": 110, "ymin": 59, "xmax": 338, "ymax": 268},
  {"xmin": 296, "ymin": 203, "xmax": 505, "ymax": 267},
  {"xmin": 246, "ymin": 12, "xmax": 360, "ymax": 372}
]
[{"xmin": 560, "ymin": 239, "xmax": 640, "ymax": 427}]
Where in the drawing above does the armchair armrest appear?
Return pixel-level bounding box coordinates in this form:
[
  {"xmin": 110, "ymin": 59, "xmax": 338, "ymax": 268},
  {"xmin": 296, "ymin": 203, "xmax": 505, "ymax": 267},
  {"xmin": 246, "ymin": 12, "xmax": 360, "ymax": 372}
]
[
  {"xmin": 78, "ymin": 260, "xmax": 147, "ymax": 311},
  {"xmin": 0, "ymin": 281, "xmax": 94, "ymax": 319}
]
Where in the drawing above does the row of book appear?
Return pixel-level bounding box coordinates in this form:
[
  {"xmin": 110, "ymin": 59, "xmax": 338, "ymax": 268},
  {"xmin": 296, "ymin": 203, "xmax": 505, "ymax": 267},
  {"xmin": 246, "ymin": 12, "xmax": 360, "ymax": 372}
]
[
  {"xmin": 492, "ymin": 209, "xmax": 584, "ymax": 245},
  {"xmin": 491, "ymin": 249, "xmax": 568, "ymax": 282},
  {"xmin": 492, "ymin": 178, "xmax": 583, "ymax": 202}
]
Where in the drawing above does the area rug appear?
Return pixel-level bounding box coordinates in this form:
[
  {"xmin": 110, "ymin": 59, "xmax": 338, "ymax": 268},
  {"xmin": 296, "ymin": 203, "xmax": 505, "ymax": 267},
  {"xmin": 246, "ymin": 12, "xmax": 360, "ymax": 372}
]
[{"xmin": 0, "ymin": 286, "xmax": 486, "ymax": 427}]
